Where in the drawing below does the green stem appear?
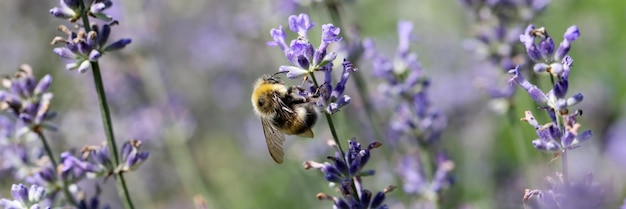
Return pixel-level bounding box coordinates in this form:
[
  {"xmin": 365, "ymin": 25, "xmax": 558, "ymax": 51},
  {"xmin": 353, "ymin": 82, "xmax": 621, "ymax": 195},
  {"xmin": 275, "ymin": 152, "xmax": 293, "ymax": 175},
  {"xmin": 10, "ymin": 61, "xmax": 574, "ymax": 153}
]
[
  {"xmin": 78, "ymin": 7, "xmax": 135, "ymax": 209},
  {"xmin": 35, "ymin": 130, "xmax": 78, "ymax": 206},
  {"xmin": 308, "ymin": 72, "xmax": 359, "ymax": 202},
  {"xmin": 308, "ymin": 73, "xmax": 345, "ymax": 156},
  {"xmin": 89, "ymin": 57, "xmax": 136, "ymax": 209}
]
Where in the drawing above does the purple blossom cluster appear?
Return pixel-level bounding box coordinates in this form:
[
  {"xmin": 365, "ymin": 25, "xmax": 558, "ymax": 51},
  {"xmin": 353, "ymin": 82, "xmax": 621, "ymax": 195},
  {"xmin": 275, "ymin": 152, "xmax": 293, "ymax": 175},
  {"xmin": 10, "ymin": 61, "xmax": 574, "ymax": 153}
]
[
  {"xmin": 364, "ymin": 21, "xmax": 447, "ymax": 145},
  {"xmin": 460, "ymin": 0, "xmax": 550, "ymax": 103},
  {"xmin": 267, "ymin": 13, "xmax": 354, "ymax": 114},
  {"xmin": 363, "ymin": 21, "xmax": 453, "ymax": 205},
  {"xmin": 0, "ymin": 0, "xmax": 148, "ymax": 208},
  {"xmin": 305, "ymin": 139, "xmax": 394, "ymax": 209},
  {"xmin": 51, "ymin": 23, "xmax": 131, "ymax": 73},
  {"xmin": 50, "ymin": 0, "xmax": 130, "ymax": 73},
  {"xmin": 523, "ymin": 173, "xmax": 606, "ymax": 209},
  {"xmin": 509, "ymin": 25, "xmax": 608, "ymax": 207},
  {"xmin": 509, "ymin": 25, "xmax": 588, "ymax": 153},
  {"xmin": 0, "ymin": 184, "xmax": 47, "ymax": 209}
]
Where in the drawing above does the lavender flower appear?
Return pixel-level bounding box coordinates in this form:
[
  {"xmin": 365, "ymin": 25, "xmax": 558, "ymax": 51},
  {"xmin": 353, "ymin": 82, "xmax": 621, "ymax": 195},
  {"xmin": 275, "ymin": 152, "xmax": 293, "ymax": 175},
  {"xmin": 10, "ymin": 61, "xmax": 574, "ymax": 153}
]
[
  {"xmin": 305, "ymin": 139, "xmax": 394, "ymax": 209},
  {"xmin": 77, "ymin": 140, "xmax": 149, "ymax": 177},
  {"xmin": 117, "ymin": 140, "xmax": 149, "ymax": 173},
  {"xmin": 0, "ymin": 184, "xmax": 48, "ymax": 209},
  {"xmin": 397, "ymin": 152, "xmax": 454, "ymax": 196},
  {"xmin": 519, "ymin": 25, "xmax": 580, "ymax": 75},
  {"xmin": 50, "ymin": 23, "xmax": 131, "ymax": 73},
  {"xmin": 519, "ymin": 110, "xmax": 591, "ymax": 152},
  {"xmin": 323, "ymin": 59, "xmax": 355, "ymax": 114},
  {"xmin": 268, "ymin": 13, "xmax": 355, "ymax": 114},
  {"xmin": 523, "ymin": 173, "xmax": 607, "ymax": 209},
  {"xmin": 363, "ymin": 20, "xmax": 453, "ymax": 206},
  {"xmin": 50, "ymin": 0, "xmax": 114, "ymax": 22},
  {"xmin": 363, "ymin": 21, "xmax": 447, "ymax": 145},
  {"xmin": 268, "ymin": 13, "xmax": 341, "ymax": 78},
  {"xmin": 460, "ymin": 0, "xmax": 550, "ymax": 105},
  {"xmin": 509, "ymin": 26, "xmax": 591, "ymax": 152},
  {"xmin": 0, "ymin": 65, "xmax": 56, "ymax": 131}
]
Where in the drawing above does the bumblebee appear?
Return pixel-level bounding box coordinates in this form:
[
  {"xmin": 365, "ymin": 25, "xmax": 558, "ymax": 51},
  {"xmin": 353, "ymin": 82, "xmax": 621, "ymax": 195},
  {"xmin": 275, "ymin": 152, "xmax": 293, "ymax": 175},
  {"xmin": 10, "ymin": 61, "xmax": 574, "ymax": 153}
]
[{"xmin": 251, "ymin": 74, "xmax": 318, "ymax": 163}]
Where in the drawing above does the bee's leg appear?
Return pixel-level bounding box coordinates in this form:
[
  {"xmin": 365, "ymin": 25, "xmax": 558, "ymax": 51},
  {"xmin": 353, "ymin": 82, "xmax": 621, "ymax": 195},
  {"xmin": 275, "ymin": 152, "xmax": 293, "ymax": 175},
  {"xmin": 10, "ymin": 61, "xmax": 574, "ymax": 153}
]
[
  {"xmin": 286, "ymin": 86, "xmax": 309, "ymax": 104},
  {"xmin": 311, "ymin": 81, "xmax": 327, "ymax": 98},
  {"xmin": 300, "ymin": 75, "xmax": 309, "ymax": 86}
]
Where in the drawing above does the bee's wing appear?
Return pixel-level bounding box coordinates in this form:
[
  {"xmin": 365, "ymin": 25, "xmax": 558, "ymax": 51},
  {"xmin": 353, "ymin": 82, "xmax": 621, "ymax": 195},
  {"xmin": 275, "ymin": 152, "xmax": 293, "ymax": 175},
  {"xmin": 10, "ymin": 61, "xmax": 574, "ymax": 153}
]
[{"xmin": 261, "ymin": 118, "xmax": 286, "ymax": 164}]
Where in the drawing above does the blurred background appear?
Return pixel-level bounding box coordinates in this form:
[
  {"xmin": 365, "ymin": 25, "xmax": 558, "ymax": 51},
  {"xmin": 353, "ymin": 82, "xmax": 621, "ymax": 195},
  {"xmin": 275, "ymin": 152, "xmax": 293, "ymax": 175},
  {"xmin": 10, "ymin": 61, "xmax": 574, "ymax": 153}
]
[{"xmin": 0, "ymin": 0, "xmax": 625, "ymax": 208}]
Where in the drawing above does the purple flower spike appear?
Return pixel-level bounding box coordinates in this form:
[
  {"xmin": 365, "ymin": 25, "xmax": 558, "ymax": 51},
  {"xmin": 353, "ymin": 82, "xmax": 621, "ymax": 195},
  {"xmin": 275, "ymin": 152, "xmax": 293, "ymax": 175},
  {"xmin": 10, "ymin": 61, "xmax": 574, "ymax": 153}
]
[
  {"xmin": 51, "ymin": 22, "xmax": 130, "ymax": 74},
  {"xmin": 306, "ymin": 139, "xmax": 392, "ymax": 209}
]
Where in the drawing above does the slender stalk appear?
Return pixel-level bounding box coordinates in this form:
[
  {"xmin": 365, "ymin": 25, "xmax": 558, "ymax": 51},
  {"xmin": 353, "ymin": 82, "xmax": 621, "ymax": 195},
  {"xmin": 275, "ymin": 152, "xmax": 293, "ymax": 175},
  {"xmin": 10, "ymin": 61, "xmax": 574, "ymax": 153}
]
[
  {"xmin": 35, "ymin": 129, "xmax": 78, "ymax": 206},
  {"xmin": 308, "ymin": 72, "xmax": 345, "ymax": 157},
  {"xmin": 88, "ymin": 59, "xmax": 135, "ymax": 209},
  {"xmin": 308, "ymin": 72, "xmax": 359, "ymax": 202},
  {"xmin": 77, "ymin": 5, "xmax": 135, "ymax": 209}
]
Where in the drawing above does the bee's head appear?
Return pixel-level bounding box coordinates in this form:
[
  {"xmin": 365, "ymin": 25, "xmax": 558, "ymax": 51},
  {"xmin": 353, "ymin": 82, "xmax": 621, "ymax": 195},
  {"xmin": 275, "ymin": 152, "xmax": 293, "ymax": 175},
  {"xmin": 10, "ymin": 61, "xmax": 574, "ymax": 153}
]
[{"xmin": 254, "ymin": 91, "xmax": 279, "ymax": 116}]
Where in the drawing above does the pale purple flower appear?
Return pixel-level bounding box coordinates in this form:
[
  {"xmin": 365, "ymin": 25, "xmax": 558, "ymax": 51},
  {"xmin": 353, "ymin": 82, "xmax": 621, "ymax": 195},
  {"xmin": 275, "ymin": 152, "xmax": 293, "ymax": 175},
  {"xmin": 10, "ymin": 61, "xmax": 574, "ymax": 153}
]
[
  {"xmin": 268, "ymin": 13, "xmax": 352, "ymax": 114},
  {"xmin": 51, "ymin": 23, "xmax": 131, "ymax": 73},
  {"xmin": 117, "ymin": 140, "xmax": 149, "ymax": 173},
  {"xmin": 0, "ymin": 184, "xmax": 48, "ymax": 209},
  {"xmin": 267, "ymin": 13, "xmax": 342, "ymax": 78},
  {"xmin": 523, "ymin": 173, "xmax": 607, "ymax": 209},
  {"xmin": 520, "ymin": 110, "xmax": 591, "ymax": 152},
  {"xmin": 363, "ymin": 21, "xmax": 447, "ymax": 145},
  {"xmin": 460, "ymin": 0, "xmax": 550, "ymax": 102},
  {"xmin": 305, "ymin": 139, "xmax": 393, "ymax": 209},
  {"xmin": 519, "ymin": 25, "xmax": 580, "ymax": 75},
  {"xmin": 50, "ymin": 0, "xmax": 115, "ymax": 22},
  {"xmin": 0, "ymin": 65, "xmax": 56, "ymax": 130},
  {"xmin": 364, "ymin": 20, "xmax": 452, "ymax": 206}
]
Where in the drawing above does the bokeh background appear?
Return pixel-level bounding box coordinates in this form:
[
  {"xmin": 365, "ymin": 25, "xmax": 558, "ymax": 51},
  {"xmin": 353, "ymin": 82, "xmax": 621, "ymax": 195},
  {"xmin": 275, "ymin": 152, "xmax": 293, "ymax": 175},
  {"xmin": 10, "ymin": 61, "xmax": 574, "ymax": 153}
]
[{"xmin": 1, "ymin": 0, "xmax": 625, "ymax": 208}]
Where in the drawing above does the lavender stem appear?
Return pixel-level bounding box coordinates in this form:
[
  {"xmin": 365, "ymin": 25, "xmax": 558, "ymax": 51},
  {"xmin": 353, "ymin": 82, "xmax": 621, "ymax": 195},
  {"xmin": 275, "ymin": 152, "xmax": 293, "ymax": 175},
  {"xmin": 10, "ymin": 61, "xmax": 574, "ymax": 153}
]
[
  {"xmin": 35, "ymin": 130, "xmax": 78, "ymax": 206},
  {"xmin": 78, "ymin": 3, "xmax": 135, "ymax": 208},
  {"xmin": 308, "ymin": 71, "xmax": 360, "ymax": 202}
]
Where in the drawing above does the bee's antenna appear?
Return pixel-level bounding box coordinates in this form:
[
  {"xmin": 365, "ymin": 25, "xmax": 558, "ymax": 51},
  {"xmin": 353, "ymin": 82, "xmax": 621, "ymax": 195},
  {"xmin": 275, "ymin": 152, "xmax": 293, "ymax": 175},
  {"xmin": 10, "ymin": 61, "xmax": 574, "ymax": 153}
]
[{"xmin": 272, "ymin": 71, "xmax": 287, "ymax": 78}]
